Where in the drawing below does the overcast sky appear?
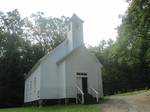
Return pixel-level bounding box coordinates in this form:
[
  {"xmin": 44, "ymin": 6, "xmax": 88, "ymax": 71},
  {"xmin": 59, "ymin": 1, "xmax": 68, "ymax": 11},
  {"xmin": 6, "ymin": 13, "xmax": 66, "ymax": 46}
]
[{"xmin": 0, "ymin": 0, "xmax": 128, "ymax": 46}]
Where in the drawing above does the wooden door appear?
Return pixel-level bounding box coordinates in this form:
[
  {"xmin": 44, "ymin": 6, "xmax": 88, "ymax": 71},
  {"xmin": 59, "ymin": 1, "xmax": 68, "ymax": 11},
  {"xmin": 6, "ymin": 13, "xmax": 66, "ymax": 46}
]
[{"xmin": 82, "ymin": 77, "xmax": 88, "ymax": 93}]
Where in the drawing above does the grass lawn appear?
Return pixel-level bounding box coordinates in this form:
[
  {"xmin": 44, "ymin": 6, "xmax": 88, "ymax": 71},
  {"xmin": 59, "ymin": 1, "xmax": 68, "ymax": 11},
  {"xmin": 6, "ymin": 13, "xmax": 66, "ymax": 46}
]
[
  {"xmin": 0, "ymin": 105, "xmax": 100, "ymax": 112},
  {"xmin": 112, "ymin": 89, "xmax": 149, "ymax": 96}
]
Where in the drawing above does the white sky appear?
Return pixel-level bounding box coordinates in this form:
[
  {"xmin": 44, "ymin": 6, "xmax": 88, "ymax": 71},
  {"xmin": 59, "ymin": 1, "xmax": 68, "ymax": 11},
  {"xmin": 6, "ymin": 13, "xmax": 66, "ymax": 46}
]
[{"xmin": 0, "ymin": 0, "xmax": 128, "ymax": 46}]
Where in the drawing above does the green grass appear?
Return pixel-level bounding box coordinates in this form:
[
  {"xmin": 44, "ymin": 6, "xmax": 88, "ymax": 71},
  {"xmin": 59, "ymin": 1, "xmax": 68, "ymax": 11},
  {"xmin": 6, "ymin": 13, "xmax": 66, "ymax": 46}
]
[
  {"xmin": 112, "ymin": 89, "xmax": 149, "ymax": 96},
  {"xmin": 0, "ymin": 105, "xmax": 100, "ymax": 112},
  {"xmin": 99, "ymin": 96, "xmax": 110, "ymax": 103}
]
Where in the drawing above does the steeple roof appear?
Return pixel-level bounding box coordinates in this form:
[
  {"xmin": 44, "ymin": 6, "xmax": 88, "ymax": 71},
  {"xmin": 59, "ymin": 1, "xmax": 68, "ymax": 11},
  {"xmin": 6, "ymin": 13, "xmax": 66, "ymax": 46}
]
[{"xmin": 70, "ymin": 13, "xmax": 84, "ymax": 23}]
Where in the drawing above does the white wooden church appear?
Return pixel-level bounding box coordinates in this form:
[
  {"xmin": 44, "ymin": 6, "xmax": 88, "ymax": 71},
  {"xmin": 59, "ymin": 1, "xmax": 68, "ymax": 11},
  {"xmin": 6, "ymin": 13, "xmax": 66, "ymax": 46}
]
[{"xmin": 24, "ymin": 14, "xmax": 103, "ymax": 105}]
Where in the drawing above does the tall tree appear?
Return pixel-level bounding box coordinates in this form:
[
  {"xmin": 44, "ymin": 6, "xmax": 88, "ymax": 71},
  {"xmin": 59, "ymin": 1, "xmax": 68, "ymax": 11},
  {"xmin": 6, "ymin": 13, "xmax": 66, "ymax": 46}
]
[
  {"xmin": 0, "ymin": 9, "xmax": 69, "ymax": 107},
  {"xmin": 91, "ymin": 0, "xmax": 150, "ymax": 95},
  {"xmin": 24, "ymin": 12, "xmax": 69, "ymax": 53}
]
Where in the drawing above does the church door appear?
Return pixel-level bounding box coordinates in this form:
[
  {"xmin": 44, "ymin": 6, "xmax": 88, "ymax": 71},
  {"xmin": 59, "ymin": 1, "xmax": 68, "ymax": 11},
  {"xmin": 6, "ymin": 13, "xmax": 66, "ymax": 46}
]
[
  {"xmin": 82, "ymin": 77, "xmax": 88, "ymax": 93},
  {"xmin": 76, "ymin": 73, "xmax": 88, "ymax": 94}
]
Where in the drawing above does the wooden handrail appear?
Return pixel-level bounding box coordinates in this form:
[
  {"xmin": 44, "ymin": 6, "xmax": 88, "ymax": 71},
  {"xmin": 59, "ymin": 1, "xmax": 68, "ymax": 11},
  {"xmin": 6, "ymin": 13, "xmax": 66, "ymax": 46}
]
[
  {"xmin": 90, "ymin": 87, "xmax": 99, "ymax": 103},
  {"xmin": 76, "ymin": 84, "xmax": 84, "ymax": 104}
]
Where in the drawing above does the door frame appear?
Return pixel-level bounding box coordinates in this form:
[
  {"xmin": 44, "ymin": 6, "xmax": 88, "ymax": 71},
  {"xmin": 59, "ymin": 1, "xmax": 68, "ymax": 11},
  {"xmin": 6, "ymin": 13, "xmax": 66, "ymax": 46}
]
[
  {"xmin": 76, "ymin": 73, "xmax": 88, "ymax": 94},
  {"xmin": 82, "ymin": 77, "xmax": 88, "ymax": 93}
]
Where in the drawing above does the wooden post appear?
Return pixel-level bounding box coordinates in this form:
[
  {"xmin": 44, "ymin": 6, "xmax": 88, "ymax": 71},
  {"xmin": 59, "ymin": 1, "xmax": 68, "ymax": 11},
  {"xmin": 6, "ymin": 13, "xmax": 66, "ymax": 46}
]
[
  {"xmin": 38, "ymin": 99, "xmax": 43, "ymax": 108},
  {"xmin": 65, "ymin": 98, "xmax": 68, "ymax": 105},
  {"xmin": 82, "ymin": 94, "xmax": 84, "ymax": 104},
  {"xmin": 76, "ymin": 96, "xmax": 78, "ymax": 104}
]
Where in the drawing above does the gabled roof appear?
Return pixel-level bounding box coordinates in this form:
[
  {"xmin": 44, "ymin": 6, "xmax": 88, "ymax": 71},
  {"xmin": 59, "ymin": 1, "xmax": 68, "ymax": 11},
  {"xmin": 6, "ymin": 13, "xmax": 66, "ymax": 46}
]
[
  {"xmin": 25, "ymin": 14, "xmax": 102, "ymax": 79},
  {"xmin": 57, "ymin": 45, "xmax": 83, "ymax": 64},
  {"xmin": 25, "ymin": 42, "xmax": 103, "ymax": 79},
  {"xmin": 57, "ymin": 45, "xmax": 103, "ymax": 68},
  {"xmin": 25, "ymin": 39, "xmax": 68, "ymax": 79}
]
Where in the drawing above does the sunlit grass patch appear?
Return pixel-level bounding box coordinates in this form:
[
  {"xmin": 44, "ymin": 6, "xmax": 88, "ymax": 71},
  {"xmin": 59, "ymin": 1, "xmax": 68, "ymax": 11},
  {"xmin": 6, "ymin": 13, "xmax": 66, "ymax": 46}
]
[{"xmin": 0, "ymin": 105, "xmax": 100, "ymax": 112}]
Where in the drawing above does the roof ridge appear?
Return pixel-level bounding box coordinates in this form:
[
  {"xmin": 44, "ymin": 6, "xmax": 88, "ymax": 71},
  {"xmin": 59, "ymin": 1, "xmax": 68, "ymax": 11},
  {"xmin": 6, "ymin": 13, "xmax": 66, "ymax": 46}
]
[{"xmin": 25, "ymin": 39, "xmax": 68, "ymax": 79}]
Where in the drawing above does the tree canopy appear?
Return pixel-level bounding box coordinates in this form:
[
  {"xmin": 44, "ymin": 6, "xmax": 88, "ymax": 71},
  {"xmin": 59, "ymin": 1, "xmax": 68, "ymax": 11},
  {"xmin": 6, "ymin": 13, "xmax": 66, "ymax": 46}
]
[
  {"xmin": 91, "ymin": 0, "xmax": 150, "ymax": 95},
  {"xmin": 0, "ymin": 9, "xmax": 69, "ymax": 107}
]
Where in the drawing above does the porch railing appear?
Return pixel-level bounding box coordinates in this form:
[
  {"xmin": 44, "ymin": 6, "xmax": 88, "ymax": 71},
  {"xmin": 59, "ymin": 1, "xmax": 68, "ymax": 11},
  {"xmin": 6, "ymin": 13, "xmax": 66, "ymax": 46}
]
[
  {"xmin": 75, "ymin": 84, "xmax": 84, "ymax": 104},
  {"xmin": 90, "ymin": 87, "xmax": 99, "ymax": 103}
]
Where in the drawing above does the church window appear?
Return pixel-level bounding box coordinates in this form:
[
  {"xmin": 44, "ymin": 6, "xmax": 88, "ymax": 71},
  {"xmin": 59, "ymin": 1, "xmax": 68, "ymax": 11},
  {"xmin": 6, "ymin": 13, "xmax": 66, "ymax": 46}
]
[
  {"xmin": 68, "ymin": 24, "xmax": 71, "ymax": 31},
  {"xmin": 34, "ymin": 77, "xmax": 37, "ymax": 93},
  {"xmin": 26, "ymin": 84, "xmax": 29, "ymax": 99},
  {"xmin": 37, "ymin": 90, "xmax": 40, "ymax": 98},
  {"xmin": 30, "ymin": 81, "xmax": 32, "ymax": 90},
  {"xmin": 77, "ymin": 72, "xmax": 87, "ymax": 76},
  {"xmin": 30, "ymin": 81, "xmax": 32, "ymax": 97},
  {"xmin": 34, "ymin": 77, "xmax": 36, "ymax": 89}
]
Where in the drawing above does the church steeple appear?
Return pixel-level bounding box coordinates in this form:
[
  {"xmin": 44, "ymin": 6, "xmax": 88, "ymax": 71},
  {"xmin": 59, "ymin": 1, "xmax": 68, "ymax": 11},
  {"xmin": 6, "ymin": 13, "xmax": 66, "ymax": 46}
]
[{"xmin": 67, "ymin": 14, "xmax": 84, "ymax": 51}]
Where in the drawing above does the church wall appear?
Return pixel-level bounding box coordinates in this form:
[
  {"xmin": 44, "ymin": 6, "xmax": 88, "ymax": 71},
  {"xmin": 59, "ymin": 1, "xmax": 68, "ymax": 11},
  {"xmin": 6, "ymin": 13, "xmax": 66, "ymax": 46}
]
[
  {"xmin": 65, "ymin": 47, "xmax": 103, "ymax": 98},
  {"xmin": 50, "ymin": 40, "xmax": 68, "ymax": 62},
  {"xmin": 57, "ymin": 61, "xmax": 66, "ymax": 98},
  {"xmin": 24, "ymin": 65, "xmax": 41, "ymax": 102},
  {"xmin": 40, "ymin": 58, "xmax": 59, "ymax": 99}
]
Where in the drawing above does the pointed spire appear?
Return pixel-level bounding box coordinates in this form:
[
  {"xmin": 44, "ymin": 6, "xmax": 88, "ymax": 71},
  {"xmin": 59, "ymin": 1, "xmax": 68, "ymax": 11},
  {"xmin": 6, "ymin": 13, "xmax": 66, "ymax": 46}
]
[{"xmin": 70, "ymin": 13, "xmax": 84, "ymax": 23}]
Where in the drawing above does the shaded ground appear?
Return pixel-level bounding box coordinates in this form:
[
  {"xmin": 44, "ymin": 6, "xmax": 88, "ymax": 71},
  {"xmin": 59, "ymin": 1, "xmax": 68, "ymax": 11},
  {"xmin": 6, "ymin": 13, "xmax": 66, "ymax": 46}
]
[{"xmin": 98, "ymin": 91, "xmax": 150, "ymax": 112}]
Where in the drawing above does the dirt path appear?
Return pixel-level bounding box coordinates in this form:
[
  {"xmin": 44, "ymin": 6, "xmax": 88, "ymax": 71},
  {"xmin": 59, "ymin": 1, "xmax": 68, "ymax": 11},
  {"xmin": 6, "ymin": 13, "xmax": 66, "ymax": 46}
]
[{"xmin": 98, "ymin": 91, "xmax": 150, "ymax": 112}]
